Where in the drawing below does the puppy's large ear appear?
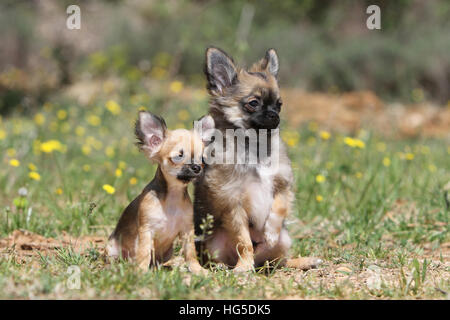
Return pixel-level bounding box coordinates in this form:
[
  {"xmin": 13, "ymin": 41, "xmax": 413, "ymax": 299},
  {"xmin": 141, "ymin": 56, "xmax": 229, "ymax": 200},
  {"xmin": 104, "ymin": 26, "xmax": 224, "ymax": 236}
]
[
  {"xmin": 194, "ymin": 114, "xmax": 215, "ymax": 144},
  {"xmin": 135, "ymin": 111, "xmax": 167, "ymax": 159},
  {"xmin": 205, "ymin": 47, "xmax": 237, "ymax": 95},
  {"xmin": 251, "ymin": 48, "xmax": 279, "ymax": 78}
]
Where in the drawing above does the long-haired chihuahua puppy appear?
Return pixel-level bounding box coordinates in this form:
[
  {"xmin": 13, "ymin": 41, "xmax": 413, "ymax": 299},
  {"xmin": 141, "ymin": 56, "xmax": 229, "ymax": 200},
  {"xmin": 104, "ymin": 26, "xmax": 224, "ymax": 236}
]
[
  {"xmin": 194, "ymin": 47, "xmax": 322, "ymax": 272},
  {"xmin": 107, "ymin": 111, "xmax": 214, "ymax": 274}
]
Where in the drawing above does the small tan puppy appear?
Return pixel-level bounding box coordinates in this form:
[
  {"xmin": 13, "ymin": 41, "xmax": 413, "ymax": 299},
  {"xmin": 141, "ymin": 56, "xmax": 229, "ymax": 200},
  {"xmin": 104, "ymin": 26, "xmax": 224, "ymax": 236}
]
[{"xmin": 107, "ymin": 111, "xmax": 213, "ymax": 274}]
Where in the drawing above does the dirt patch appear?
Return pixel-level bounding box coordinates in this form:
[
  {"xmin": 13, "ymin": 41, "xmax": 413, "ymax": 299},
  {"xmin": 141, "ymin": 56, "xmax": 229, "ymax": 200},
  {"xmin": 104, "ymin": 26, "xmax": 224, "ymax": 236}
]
[
  {"xmin": 282, "ymin": 89, "xmax": 450, "ymax": 139},
  {"xmin": 0, "ymin": 229, "xmax": 106, "ymax": 262}
]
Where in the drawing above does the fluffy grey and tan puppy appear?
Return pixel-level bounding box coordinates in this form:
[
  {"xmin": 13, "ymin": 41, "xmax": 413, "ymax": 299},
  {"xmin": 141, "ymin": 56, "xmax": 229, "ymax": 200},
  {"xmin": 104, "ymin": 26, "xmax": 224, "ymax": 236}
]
[
  {"xmin": 194, "ymin": 47, "xmax": 322, "ymax": 272},
  {"xmin": 107, "ymin": 111, "xmax": 213, "ymax": 274}
]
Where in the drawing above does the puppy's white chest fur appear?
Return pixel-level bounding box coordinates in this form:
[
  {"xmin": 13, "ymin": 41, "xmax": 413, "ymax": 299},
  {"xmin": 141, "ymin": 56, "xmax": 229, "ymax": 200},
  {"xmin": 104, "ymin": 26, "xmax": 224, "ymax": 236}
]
[
  {"xmin": 245, "ymin": 164, "xmax": 277, "ymax": 231},
  {"xmin": 152, "ymin": 194, "xmax": 190, "ymax": 240}
]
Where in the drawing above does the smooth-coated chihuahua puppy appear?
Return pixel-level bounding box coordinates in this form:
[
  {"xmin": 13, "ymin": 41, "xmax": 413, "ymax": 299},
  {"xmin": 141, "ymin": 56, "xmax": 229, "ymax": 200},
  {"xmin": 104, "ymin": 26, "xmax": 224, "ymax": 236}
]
[{"xmin": 107, "ymin": 111, "xmax": 214, "ymax": 274}]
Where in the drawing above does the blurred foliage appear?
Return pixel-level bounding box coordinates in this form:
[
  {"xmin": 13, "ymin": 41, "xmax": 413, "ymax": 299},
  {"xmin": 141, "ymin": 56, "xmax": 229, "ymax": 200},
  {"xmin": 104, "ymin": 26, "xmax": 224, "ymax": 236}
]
[{"xmin": 0, "ymin": 0, "xmax": 449, "ymax": 114}]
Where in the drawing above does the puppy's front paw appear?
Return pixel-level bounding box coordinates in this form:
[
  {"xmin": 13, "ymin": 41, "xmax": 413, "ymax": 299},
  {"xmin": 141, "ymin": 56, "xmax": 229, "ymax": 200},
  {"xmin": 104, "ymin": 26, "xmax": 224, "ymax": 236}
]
[
  {"xmin": 188, "ymin": 262, "xmax": 208, "ymax": 276},
  {"xmin": 285, "ymin": 257, "xmax": 323, "ymax": 270},
  {"xmin": 137, "ymin": 262, "xmax": 149, "ymax": 272},
  {"xmin": 233, "ymin": 261, "xmax": 254, "ymax": 273},
  {"xmin": 264, "ymin": 229, "xmax": 280, "ymax": 248}
]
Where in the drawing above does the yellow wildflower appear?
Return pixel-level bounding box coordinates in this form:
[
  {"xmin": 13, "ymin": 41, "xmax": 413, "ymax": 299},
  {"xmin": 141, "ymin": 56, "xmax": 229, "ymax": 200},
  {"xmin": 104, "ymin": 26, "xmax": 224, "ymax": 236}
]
[
  {"xmin": 82, "ymin": 164, "xmax": 91, "ymax": 172},
  {"xmin": 28, "ymin": 163, "xmax": 37, "ymax": 171},
  {"xmin": 115, "ymin": 168, "xmax": 123, "ymax": 178},
  {"xmin": 57, "ymin": 110, "xmax": 67, "ymax": 120},
  {"xmin": 344, "ymin": 137, "xmax": 365, "ymax": 149},
  {"xmin": 103, "ymin": 184, "xmax": 115, "ymax": 194},
  {"xmin": 55, "ymin": 188, "xmax": 63, "ymax": 195},
  {"xmin": 9, "ymin": 159, "xmax": 20, "ymax": 167},
  {"xmin": 405, "ymin": 153, "xmax": 414, "ymax": 160},
  {"xmin": 86, "ymin": 115, "xmax": 101, "ymax": 126},
  {"xmin": 106, "ymin": 100, "xmax": 121, "ymax": 115},
  {"xmin": 129, "ymin": 177, "xmax": 137, "ymax": 185},
  {"xmin": 281, "ymin": 131, "xmax": 300, "ymax": 147},
  {"xmin": 316, "ymin": 195, "xmax": 323, "ymax": 202},
  {"xmin": 82, "ymin": 145, "xmax": 92, "ymax": 155},
  {"xmin": 29, "ymin": 171, "xmax": 41, "ymax": 181},
  {"xmin": 319, "ymin": 131, "xmax": 331, "ymax": 140},
  {"xmin": 170, "ymin": 81, "xmax": 184, "ymax": 93},
  {"xmin": 344, "ymin": 137, "xmax": 354, "ymax": 146},
  {"xmin": 355, "ymin": 172, "xmax": 363, "ymax": 179},
  {"xmin": 0, "ymin": 129, "xmax": 6, "ymax": 140},
  {"xmin": 354, "ymin": 138, "xmax": 366, "ymax": 149},
  {"xmin": 34, "ymin": 113, "xmax": 45, "ymax": 126},
  {"xmin": 40, "ymin": 140, "xmax": 65, "ymax": 153},
  {"xmin": 383, "ymin": 157, "xmax": 391, "ymax": 167},
  {"xmin": 316, "ymin": 175, "xmax": 326, "ymax": 183},
  {"xmin": 428, "ymin": 164, "xmax": 437, "ymax": 172}
]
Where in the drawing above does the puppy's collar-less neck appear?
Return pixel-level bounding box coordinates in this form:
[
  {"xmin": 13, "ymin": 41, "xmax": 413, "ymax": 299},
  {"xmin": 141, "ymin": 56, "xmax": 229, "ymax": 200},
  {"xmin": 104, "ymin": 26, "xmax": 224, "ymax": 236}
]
[{"xmin": 151, "ymin": 166, "xmax": 188, "ymax": 201}]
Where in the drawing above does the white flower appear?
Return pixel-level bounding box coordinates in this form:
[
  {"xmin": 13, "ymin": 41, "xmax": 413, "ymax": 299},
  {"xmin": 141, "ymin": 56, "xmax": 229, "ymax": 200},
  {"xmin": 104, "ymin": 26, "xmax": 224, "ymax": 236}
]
[{"xmin": 18, "ymin": 187, "xmax": 28, "ymax": 197}]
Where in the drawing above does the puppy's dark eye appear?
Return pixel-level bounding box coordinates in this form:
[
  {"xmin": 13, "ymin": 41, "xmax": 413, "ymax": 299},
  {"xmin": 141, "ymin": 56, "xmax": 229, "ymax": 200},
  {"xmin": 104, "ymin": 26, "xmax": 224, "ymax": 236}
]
[
  {"xmin": 249, "ymin": 100, "xmax": 259, "ymax": 107},
  {"xmin": 245, "ymin": 100, "xmax": 259, "ymax": 112}
]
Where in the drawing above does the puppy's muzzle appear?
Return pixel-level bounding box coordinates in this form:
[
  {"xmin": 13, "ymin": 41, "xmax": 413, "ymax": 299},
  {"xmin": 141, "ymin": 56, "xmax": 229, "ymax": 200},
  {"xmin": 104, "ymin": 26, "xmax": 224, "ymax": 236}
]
[
  {"xmin": 261, "ymin": 111, "xmax": 280, "ymax": 129},
  {"xmin": 190, "ymin": 164, "xmax": 201, "ymax": 174},
  {"xmin": 177, "ymin": 164, "xmax": 203, "ymax": 182}
]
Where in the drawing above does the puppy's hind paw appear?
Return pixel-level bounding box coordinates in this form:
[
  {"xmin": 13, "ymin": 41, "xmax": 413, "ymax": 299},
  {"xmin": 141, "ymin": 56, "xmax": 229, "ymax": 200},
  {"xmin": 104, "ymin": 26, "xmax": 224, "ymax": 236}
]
[{"xmin": 285, "ymin": 257, "xmax": 323, "ymax": 271}]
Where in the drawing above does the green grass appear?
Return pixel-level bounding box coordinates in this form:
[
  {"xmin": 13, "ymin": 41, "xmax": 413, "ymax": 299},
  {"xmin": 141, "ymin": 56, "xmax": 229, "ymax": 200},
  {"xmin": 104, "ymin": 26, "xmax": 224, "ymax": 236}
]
[{"xmin": 0, "ymin": 83, "xmax": 449, "ymax": 299}]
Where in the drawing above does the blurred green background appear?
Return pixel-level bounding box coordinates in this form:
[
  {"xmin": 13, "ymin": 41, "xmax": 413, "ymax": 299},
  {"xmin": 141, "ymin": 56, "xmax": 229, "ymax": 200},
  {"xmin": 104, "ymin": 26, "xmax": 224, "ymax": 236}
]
[{"xmin": 0, "ymin": 0, "xmax": 449, "ymax": 115}]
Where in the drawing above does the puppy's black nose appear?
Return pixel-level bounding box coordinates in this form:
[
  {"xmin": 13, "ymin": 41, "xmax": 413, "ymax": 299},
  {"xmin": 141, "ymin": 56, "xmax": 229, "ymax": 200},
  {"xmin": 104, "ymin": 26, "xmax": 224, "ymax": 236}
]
[
  {"xmin": 190, "ymin": 164, "xmax": 201, "ymax": 174},
  {"xmin": 266, "ymin": 111, "xmax": 278, "ymax": 119}
]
